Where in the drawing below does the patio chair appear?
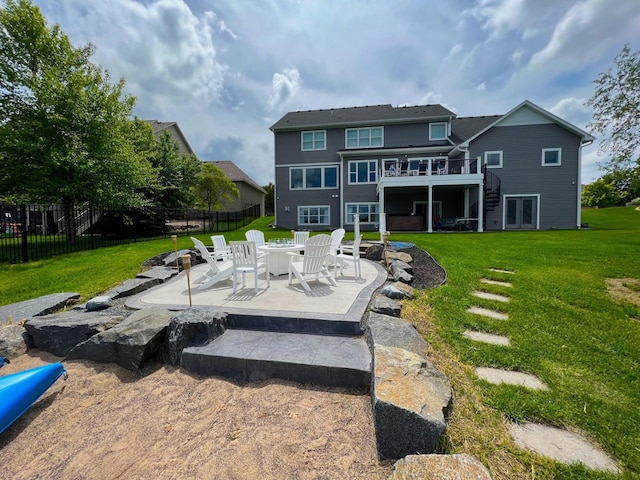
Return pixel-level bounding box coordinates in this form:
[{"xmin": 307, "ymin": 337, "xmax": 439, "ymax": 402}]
[
  {"xmin": 245, "ymin": 229, "xmax": 266, "ymax": 247},
  {"xmin": 335, "ymin": 234, "xmax": 362, "ymax": 279},
  {"xmin": 230, "ymin": 240, "xmax": 270, "ymax": 294},
  {"xmin": 190, "ymin": 237, "xmax": 233, "ymax": 290},
  {"xmin": 210, "ymin": 234, "xmax": 232, "ymax": 261},
  {"xmin": 325, "ymin": 228, "xmax": 345, "ymax": 273},
  {"xmin": 287, "ymin": 234, "xmax": 337, "ymax": 292},
  {"xmin": 292, "ymin": 230, "xmax": 310, "ymax": 246}
]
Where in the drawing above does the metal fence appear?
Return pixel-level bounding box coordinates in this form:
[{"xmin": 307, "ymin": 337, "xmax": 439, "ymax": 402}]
[{"xmin": 0, "ymin": 203, "xmax": 261, "ymax": 264}]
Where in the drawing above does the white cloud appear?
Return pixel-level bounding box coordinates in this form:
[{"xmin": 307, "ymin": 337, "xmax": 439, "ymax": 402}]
[
  {"xmin": 267, "ymin": 67, "xmax": 302, "ymax": 111},
  {"xmin": 549, "ymin": 97, "xmax": 591, "ymax": 129}
]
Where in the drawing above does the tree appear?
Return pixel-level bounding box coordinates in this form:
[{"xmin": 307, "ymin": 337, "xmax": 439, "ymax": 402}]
[
  {"xmin": 586, "ymin": 44, "xmax": 640, "ymax": 169},
  {"xmin": 0, "ymin": 0, "xmax": 154, "ymax": 239},
  {"xmin": 193, "ymin": 162, "xmax": 239, "ymax": 223},
  {"xmin": 582, "ymin": 178, "xmax": 626, "ymax": 208},
  {"xmin": 263, "ymin": 181, "xmax": 274, "ymax": 214}
]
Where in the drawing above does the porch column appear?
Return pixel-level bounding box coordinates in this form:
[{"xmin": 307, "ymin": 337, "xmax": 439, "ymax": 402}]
[
  {"xmin": 464, "ymin": 188, "xmax": 470, "ymax": 218},
  {"xmin": 378, "ymin": 185, "xmax": 386, "ymax": 235},
  {"xmin": 477, "ymin": 182, "xmax": 484, "ymax": 233},
  {"xmin": 427, "ymin": 184, "xmax": 433, "ymax": 233}
]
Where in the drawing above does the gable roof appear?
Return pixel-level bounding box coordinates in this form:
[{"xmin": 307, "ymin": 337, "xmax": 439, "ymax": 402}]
[
  {"xmin": 270, "ymin": 104, "xmax": 456, "ymax": 131},
  {"xmin": 458, "ymin": 100, "xmax": 595, "ymax": 147},
  {"xmin": 146, "ymin": 120, "xmax": 195, "ymax": 155},
  {"xmin": 210, "ymin": 160, "xmax": 266, "ymax": 194},
  {"xmin": 450, "ymin": 115, "xmax": 502, "ymax": 144}
]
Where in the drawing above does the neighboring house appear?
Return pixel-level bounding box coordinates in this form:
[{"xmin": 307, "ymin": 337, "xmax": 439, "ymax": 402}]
[
  {"xmin": 269, "ymin": 100, "xmax": 594, "ymax": 232},
  {"xmin": 208, "ymin": 160, "xmax": 266, "ymax": 216},
  {"xmin": 146, "ymin": 120, "xmax": 195, "ymax": 156}
]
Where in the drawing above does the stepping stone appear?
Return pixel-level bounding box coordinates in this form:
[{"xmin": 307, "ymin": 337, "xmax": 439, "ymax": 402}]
[
  {"xmin": 462, "ymin": 330, "xmax": 510, "ymax": 346},
  {"xmin": 480, "ymin": 278, "xmax": 512, "ymax": 287},
  {"xmin": 489, "ymin": 268, "xmax": 515, "ymax": 274},
  {"xmin": 509, "ymin": 422, "xmax": 618, "ymax": 473},
  {"xmin": 473, "ymin": 290, "xmax": 510, "ymax": 303},
  {"xmin": 467, "ymin": 307, "xmax": 508, "ymax": 320},
  {"xmin": 475, "ymin": 367, "xmax": 548, "ymax": 390}
]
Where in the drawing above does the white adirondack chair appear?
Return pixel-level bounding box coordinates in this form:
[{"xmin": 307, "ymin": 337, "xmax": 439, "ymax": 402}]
[
  {"xmin": 190, "ymin": 237, "xmax": 233, "ymax": 290},
  {"xmin": 335, "ymin": 234, "xmax": 362, "ymax": 279},
  {"xmin": 325, "ymin": 228, "xmax": 345, "ymax": 273},
  {"xmin": 245, "ymin": 229, "xmax": 266, "ymax": 247},
  {"xmin": 230, "ymin": 241, "xmax": 270, "ymax": 294},
  {"xmin": 287, "ymin": 234, "xmax": 337, "ymax": 292},
  {"xmin": 210, "ymin": 235, "xmax": 232, "ymax": 261},
  {"xmin": 292, "ymin": 230, "xmax": 310, "ymax": 246}
]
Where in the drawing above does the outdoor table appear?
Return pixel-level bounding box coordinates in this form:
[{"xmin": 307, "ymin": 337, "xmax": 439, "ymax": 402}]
[{"xmin": 258, "ymin": 242, "xmax": 305, "ymax": 276}]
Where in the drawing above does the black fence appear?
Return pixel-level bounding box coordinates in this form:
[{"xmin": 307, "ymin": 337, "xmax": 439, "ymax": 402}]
[{"xmin": 0, "ymin": 203, "xmax": 261, "ymax": 264}]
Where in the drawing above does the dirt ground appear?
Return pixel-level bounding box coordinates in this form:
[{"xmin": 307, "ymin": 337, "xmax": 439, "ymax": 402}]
[{"xmin": 1, "ymin": 351, "xmax": 391, "ymax": 480}]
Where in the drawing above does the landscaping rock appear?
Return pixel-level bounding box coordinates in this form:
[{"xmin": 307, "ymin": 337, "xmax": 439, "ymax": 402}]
[
  {"xmin": 386, "ymin": 251, "xmax": 413, "ymax": 264},
  {"xmin": 137, "ymin": 266, "xmax": 178, "ymax": 282},
  {"xmin": 371, "ymin": 295, "xmax": 402, "ymax": 317},
  {"xmin": 372, "ymin": 345, "xmax": 452, "ymax": 460},
  {"xmin": 25, "ymin": 310, "xmax": 124, "ymax": 357},
  {"xmin": 86, "ymin": 296, "xmax": 114, "ymax": 312},
  {"xmin": 161, "ymin": 308, "xmax": 227, "ymax": 366},
  {"xmin": 381, "ymin": 283, "xmax": 414, "ymax": 300},
  {"xmin": 0, "ymin": 292, "xmax": 81, "ymax": 325},
  {"xmin": 389, "ymin": 260, "xmax": 413, "ymax": 274},
  {"xmin": 0, "ymin": 324, "xmax": 32, "ymax": 359},
  {"xmin": 367, "ymin": 313, "xmax": 428, "ymax": 357},
  {"xmin": 103, "ymin": 277, "xmax": 164, "ymax": 300},
  {"xmin": 391, "ymin": 264, "xmax": 414, "ymax": 284},
  {"xmin": 67, "ymin": 308, "xmax": 173, "ymax": 370},
  {"xmin": 365, "ymin": 244, "xmax": 385, "ymax": 261},
  {"xmin": 163, "ymin": 249, "xmax": 195, "ymax": 268},
  {"xmin": 389, "ymin": 454, "xmax": 492, "ymax": 480}
]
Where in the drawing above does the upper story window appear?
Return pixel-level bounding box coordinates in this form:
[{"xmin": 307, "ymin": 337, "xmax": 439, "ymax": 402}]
[
  {"xmin": 429, "ymin": 122, "xmax": 447, "ymax": 140},
  {"xmin": 301, "ymin": 130, "xmax": 326, "ymax": 151},
  {"xmin": 348, "ymin": 160, "xmax": 377, "ymax": 184},
  {"xmin": 290, "ymin": 166, "xmax": 338, "ymax": 189},
  {"xmin": 345, "ymin": 127, "xmax": 383, "ymax": 148},
  {"xmin": 485, "ymin": 151, "xmax": 503, "ymax": 169},
  {"xmin": 542, "ymin": 148, "xmax": 561, "ymax": 166}
]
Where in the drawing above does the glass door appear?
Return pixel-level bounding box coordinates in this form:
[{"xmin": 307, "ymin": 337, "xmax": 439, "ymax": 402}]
[{"xmin": 506, "ymin": 197, "xmax": 537, "ymax": 229}]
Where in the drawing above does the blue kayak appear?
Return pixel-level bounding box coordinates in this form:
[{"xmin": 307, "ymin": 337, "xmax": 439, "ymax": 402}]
[{"xmin": 0, "ymin": 362, "xmax": 67, "ymax": 434}]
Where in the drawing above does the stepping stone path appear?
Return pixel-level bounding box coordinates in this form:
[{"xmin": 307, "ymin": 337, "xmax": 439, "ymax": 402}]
[
  {"xmin": 462, "ymin": 330, "xmax": 510, "ymax": 346},
  {"xmin": 480, "ymin": 278, "xmax": 512, "ymax": 287},
  {"xmin": 475, "ymin": 367, "xmax": 548, "ymax": 390},
  {"xmin": 489, "ymin": 268, "xmax": 515, "ymax": 274},
  {"xmin": 472, "ymin": 290, "xmax": 510, "ymax": 303},
  {"xmin": 467, "ymin": 306, "xmax": 508, "ymax": 320}
]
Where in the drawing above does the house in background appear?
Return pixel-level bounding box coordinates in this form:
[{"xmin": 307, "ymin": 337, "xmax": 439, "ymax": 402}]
[
  {"xmin": 270, "ymin": 100, "xmax": 594, "ymax": 232},
  {"xmin": 146, "ymin": 120, "xmax": 195, "ymax": 156},
  {"xmin": 208, "ymin": 160, "xmax": 266, "ymax": 216}
]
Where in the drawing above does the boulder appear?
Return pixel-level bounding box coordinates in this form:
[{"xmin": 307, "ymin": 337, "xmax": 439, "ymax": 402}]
[
  {"xmin": 136, "ymin": 266, "xmax": 178, "ymax": 282},
  {"xmin": 386, "ymin": 251, "xmax": 413, "ymax": 264},
  {"xmin": 103, "ymin": 277, "xmax": 164, "ymax": 300},
  {"xmin": 391, "ymin": 264, "xmax": 414, "ymax": 284},
  {"xmin": 25, "ymin": 310, "xmax": 124, "ymax": 357},
  {"xmin": 86, "ymin": 296, "xmax": 114, "ymax": 312},
  {"xmin": 163, "ymin": 249, "xmax": 196, "ymax": 268},
  {"xmin": 0, "ymin": 324, "xmax": 33, "ymax": 359},
  {"xmin": 365, "ymin": 244, "xmax": 385, "ymax": 261},
  {"xmin": 389, "ymin": 259, "xmax": 413, "ymax": 274},
  {"xmin": 381, "ymin": 283, "xmax": 415, "ymax": 300},
  {"xmin": 67, "ymin": 308, "xmax": 173, "ymax": 370},
  {"xmin": 0, "ymin": 292, "xmax": 80, "ymax": 325},
  {"xmin": 161, "ymin": 308, "xmax": 227, "ymax": 366},
  {"xmin": 389, "ymin": 454, "xmax": 492, "ymax": 480},
  {"xmin": 367, "ymin": 313, "xmax": 428, "ymax": 357},
  {"xmin": 371, "ymin": 295, "xmax": 402, "ymax": 317},
  {"xmin": 372, "ymin": 345, "xmax": 452, "ymax": 460}
]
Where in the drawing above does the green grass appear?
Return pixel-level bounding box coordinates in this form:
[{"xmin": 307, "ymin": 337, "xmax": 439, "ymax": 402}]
[{"xmin": 399, "ymin": 206, "xmax": 640, "ymax": 479}]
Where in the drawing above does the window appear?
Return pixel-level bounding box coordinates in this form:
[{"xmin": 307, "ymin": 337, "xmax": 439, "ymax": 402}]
[
  {"xmin": 301, "ymin": 130, "xmax": 326, "ymax": 151},
  {"xmin": 542, "ymin": 148, "xmax": 561, "ymax": 166},
  {"xmin": 484, "ymin": 151, "xmax": 503, "ymax": 168},
  {"xmin": 345, "ymin": 127, "xmax": 383, "ymax": 148},
  {"xmin": 346, "ymin": 203, "xmax": 379, "ymax": 224},
  {"xmin": 289, "ymin": 166, "xmax": 338, "ymax": 189},
  {"xmin": 348, "ymin": 160, "xmax": 377, "ymax": 184},
  {"xmin": 298, "ymin": 206, "xmax": 330, "ymax": 225},
  {"xmin": 429, "ymin": 122, "xmax": 447, "ymax": 140}
]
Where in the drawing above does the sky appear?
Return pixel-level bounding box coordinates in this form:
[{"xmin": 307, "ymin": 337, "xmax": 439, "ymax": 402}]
[{"xmin": 33, "ymin": 0, "xmax": 640, "ymax": 187}]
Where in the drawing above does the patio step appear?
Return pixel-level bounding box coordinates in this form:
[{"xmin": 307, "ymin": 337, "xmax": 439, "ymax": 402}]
[
  {"xmin": 181, "ymin": 329, "xmax": 371, "ymax": 389},
  {"xmin": 226, "ymin": 312, "xmax": 363, "ymax": 336}
]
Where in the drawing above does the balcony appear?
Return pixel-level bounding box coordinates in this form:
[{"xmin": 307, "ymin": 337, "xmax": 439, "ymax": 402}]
[{"xmin": 380, "ymin": 158, "xmax": 479, "ymax": 178}]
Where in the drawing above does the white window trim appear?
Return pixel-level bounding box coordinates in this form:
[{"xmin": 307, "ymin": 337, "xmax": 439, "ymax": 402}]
[
  {"xmin": 484, "ymin": 151, "xmax": 503, "ymax": 169},
  {"xmin": 345, "ymin": 126, "xmax": 384, "ymax": 149},
  {"xmin": 345, "ymin": 202, "xmax": 379, "ymax": 224},
  {"xmin": 298, "ymin": 205, "xmax": 330, "ymax": 226},
  {"xmin": 347, "ymin": 159, "xmax": 378, "ymax": 185},
  {"xmin": 289, "ymin": 166, "xmax": 339, "ymax": 190},
  {"xmin": 301, "ymin": 130, "xmax": 326, "ymax": 151},
  {"xmin": 429, "ymin": 122, "xmax": 448, "ymax": 141},
  {"xmin": 501, "ymin": 194, "xmax": 540, "ymax": 230},
  {"xmin": 542, "ymin": 148, "xmax": 562, "ymax": 166}
]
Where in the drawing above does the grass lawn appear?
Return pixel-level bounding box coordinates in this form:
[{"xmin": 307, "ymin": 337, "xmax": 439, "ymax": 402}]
[{"xmin": 1, "ymin": 208, "xmax": 638, "ymax": 478}]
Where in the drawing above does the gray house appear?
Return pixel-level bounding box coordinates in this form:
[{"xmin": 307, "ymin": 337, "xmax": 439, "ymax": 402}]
[{"xmin": 270, "ymin": 100, "xmax": 594, "ymax": 232}]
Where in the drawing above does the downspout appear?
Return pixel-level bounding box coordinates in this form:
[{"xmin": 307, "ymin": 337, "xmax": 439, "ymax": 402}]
[
  {"xmin": 577, "ymin": 139, "xmax": 593, "ymax": 228},
  {"xmin": 339, "ymin": 152, "xmax": 344, "ymax": 229}
]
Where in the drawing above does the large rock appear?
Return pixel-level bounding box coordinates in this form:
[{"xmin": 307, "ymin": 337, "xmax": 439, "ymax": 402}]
[
  {"xmin": 371, "ymin": 295, "xmax": 402, "ymax": 317},
  {"xmin": 25, "ymin": 310, "xmax": 124, "ymax": 357},
  {"xmin": 372, "ymin": 345, "xmax": 452, "ymax": 460},
  {"xmin": 0, "ymin": 293, "xmax": 80, "ymax": 325},
  {"xmin": 103, "ymin": 277, "xmax": 164, "ymax": 300},
  {"xmin": 161, "ymin": 308, "xmax": 227, "ymax": 366},
  {"xmin": 163, "ymin": 249, "xmax": 196, "ymax": 268},
  {"xmin": 391, "ymin": 264, "xmax": 414, "ymax": 284},
  {"xmin": 0, "ymin": 325, "xmax": 33, "ymax": 359},
  {"xmin": 389, "ymin": 259, "xmax": 413, "ymax": 275},
  {"xmin": 386, "ymin": 251, "xmax": 413, "ymax": 263},
  {"xmin": 136, "ymin": 266, "xmax": 178, "ymax": 282},
  {"xmin": 367, "ymin": 313, "xmax": 428, "ymax": 357},
  {"xmin": 67, "ymin": 308, "xmax": 173, "ymax": 370},
  {"xmin": 382, "ymin": 282, "xmax": 415, "ymax": 300},
  {"xmin": 365, "ymin": 244, "xmax": 385, "ymax": 261},
  {"xmin": 86, "ymin": 296, "xmax": 114, "ymax": 312},
  {"xmin": 389, "ymin": 454, "xmax": 492, "ymax": 480}
]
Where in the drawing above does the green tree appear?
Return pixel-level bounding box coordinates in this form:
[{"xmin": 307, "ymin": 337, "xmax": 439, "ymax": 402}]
[
  {"xmin": 194, "ymin": 162, "xmax": 239, "ymax": 223},
  {"xmin": 0, "ymin": 0, "xmax": 154, "ymax": 239},
  {"xmin": 263, "ymin": 181, "xmax": 274, "ymax": 214},
  {"xmin": 582, "ymin": 178, "xmax": 626, "ymax": 208}
]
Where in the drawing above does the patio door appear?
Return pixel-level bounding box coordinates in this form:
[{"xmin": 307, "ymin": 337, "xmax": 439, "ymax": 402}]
[{"xmin": 505, "ymin": 196, "xmax": 537, "ymax": 229}]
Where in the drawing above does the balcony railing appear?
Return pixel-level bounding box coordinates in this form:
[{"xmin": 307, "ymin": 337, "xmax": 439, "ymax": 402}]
[{"xmin": 380, "ymin": 158, "xmax": 479, "ymax": 178}]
